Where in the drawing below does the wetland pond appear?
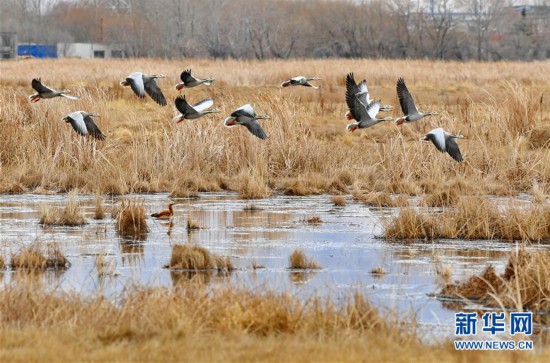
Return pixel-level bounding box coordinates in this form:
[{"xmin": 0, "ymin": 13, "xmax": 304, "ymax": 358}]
[{"xmin": 0, "ymin": 192, "xmax": 544, "ymax": 342}]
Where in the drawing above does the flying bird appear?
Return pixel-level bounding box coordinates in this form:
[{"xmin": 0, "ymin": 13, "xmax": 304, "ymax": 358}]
[
  {"xmin": 344, "ymin": 73, "xmax": 392, "ymax": 120},
  {"xmin": 175, "ymin": 69, "xmax": 214, "ymax": 89},
  {"xmin": 281, "ymin": 76, "xmax": 320, "ymax": 89},
  {"xmin": 395, "ymin": 77, "xmax": 437, "ymax": 126},
  {"xmin": 151, "ymin": 203, "xmax": 176, "ymax": 219},
  {"xmin": 120, "ymin": 72, "xmax": 167, "ymax": 106},
  {"xmin": 28, "ymin": 78, "xmax": 80, "ymax": 102},
  {"xmin": 173, "ymin": 96, "xmax": 219, "ymax": 123},
  {"xmin": 420, "ymin": 128, "xmax": 465, "ymax": 162},
  {"xmin": 224, "ymin": 104, "xmax": 269, "ymax": 140},
  {"xmin": 62, "ymin": 111, "xmax": 105, "ymax": 140}
]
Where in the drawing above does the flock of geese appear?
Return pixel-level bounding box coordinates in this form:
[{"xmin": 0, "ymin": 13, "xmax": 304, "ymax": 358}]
[{"xmin": 28, "ymin": 69, "xmax": 465, "ymax": 162}]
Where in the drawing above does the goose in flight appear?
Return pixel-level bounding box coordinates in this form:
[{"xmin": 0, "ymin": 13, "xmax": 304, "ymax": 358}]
[
  {"xmin": 395, "ymin": 77, "xmax": 436, "ymax": 125},
  {"xmin": 173, "ymin": 96, "xmax": 219, "ymax": 123},
  {"xmin": 420, "ymin": 128, "xmax": 464, "ymax": 162},
  {"xmin": 120, "ymin": 72, "xmax": 167, "ymax": 106},
  {"xmin": 281, "ymin": 76, "xmax": 320, "ymax": 89},
  {"xmin": 28, "ymin": 78, "xmax": 80, "ymax": 102},
  {"xmin": 175, "ymin": 69, "xmax": 214, "ymax": 89},
  {"xmin": 224, "ymin": 104, "xmax": 269, "ymax": 140},
  {"xmin": 151, "ymin": 203, "xmax": 176, "ymax": 219},
  {"xmin": 344, "ymin": 73, "xmax": 392, "ymax": 120},
  {"xmin": 345, "ymin": 77, "xmax": 392, "ymax": 132},
  {"xmin": 62, "ymin": 111, "xmax": 105, "ymax": 140}
]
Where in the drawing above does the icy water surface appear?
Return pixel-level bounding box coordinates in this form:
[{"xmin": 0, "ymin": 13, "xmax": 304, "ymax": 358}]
[{"xmin": 0, "ymin": 192, "xmax": 540, "ymax": 341}]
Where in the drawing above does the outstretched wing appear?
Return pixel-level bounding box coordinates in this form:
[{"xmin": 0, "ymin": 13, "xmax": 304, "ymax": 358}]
[
  {"xmin": 127, "ymin": 72, "xmax": 145, "ymax": 98},
  {"xmin": 446, "ymin": 137, "xmax": 463, "ymax": 162},
  {"xmin": 356, "ymin": 80, "xmax": 370, "ymax": 105},
  {"xmin": 83, "ymin": 115, "xmax": 106, "ymax": 141},
  {"xmin": 175, "ymin": 95, "xmax": 192, "ymax": 114},
  {"xmin": 193, "ymin": 98, "xmax": 214, "ymax": 113},
  {"xmin": 65, "ymin": 112, "xmax": 88, "ymax": 136},
  {"xmin": 231, "ymin": 104, "xmax": 255, "ymax": 119},
  {"xmin": 144, "ymin": 78, "xmax": 167, "ymax": 106},
  {"xmin": 427, "ymin": 128, "xmax": 446, "ymax": 153},
  {"xmin": 180, "ymin": 69, "xmax": 193, "ymax": 83},
  {"xmin": 244, "ymin": 120, "xmax": 268, "ymax": 140},
  {"xmin": 32, "ymin": 78, "xmax": 53, "ymax": 93},
  {"xmin": 396, "ymin": 77, "xmax": 418, "ymax": 115},
  {"xmin": 366, "ymin": 101, "xmax": 381, "ymax": 120},
  {"xmin": 345, "ymin": 80, "xmax": 370, "ymax": 122},
  {"xmin": 345, "ymin": 73, "xmax": 360, "ymax": 99}
]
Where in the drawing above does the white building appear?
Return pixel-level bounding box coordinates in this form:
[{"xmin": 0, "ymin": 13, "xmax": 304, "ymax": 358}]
[{"xmin": 57, "ymin": 43, "xmax": 125, "ymax": 58}]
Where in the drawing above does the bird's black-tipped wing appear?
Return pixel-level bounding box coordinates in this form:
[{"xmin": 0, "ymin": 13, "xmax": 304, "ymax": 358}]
[
  {"xmin": 345, "ymin": 73, "xmax": 360, "ymax": 98},
  {"xmin": 31, "ymin": 78, "xmax": 52, "ymax": 93},
  {"xmin": 144, "ymin": 78, "xmax": 167, "ymax": 106},
  {"xmin": 127, "ymin": 76, "xmax": 145, "ymax": 98},
  {"xmin": 180, "ymin": 69, "xmax": 193, "ymax": 83},
  {"xmin": 244, "ymin": 120, "xmax": 268, "ymax": 140},
  {"xmin": 231, "ymin": 104, "xmax": 256, "ymax": 119},
  {"xmin": 83, "ymin": 115, "xmax": 105, "ymax": 141},
  {"xmin": 175, "ymin": 95, "xmax": 192, "ymax": 114},
  {"xmin": 445, "ymin": 137, "xmax": 463, "ymax": 162},
  {"xmin": 396, "ymin": 77, "xmax": 418, "ymax": 115},
  {"xmin": 345, "ymin": 75, "xmax": 369, "ymax": 122}
]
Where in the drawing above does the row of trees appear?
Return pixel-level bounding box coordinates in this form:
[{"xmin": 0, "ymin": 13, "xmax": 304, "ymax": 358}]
[{"xmin": 1, "ymin": 0, "xmax": 550, "ymax": 61}]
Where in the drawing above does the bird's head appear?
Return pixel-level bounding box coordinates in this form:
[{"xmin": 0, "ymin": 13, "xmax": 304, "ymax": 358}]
[
  {"xmin": 453, "ymin": 134, "xmax": 466, "ymax": 139},
  {"xmin": 256, "ymin": 115, "xmax": 270, "ymax": 120},
  {"xmin": 420, "ymin": 135, "xmax": 430, "ymax": 142},
  {"xmin": 153, "ymin": 74, "xmax": 166, "ymax": 79},
  {"xmin": 62, "ymin": 116, "xmax": 69, "ymax": 123},
  {"xmin": 120, "ymin": 80, "xmax": 130, "ymax": 86},
  {"xmin": 308, "ymin": 77, "xmax": 321, "ymax": 81},
  {"xmin": 395, "ymin": 117, "xmax": 406, "ymax": 126},
  {"xmin": 175, "ymin": 82, "xmax": 185, "ymax": 90},
  {"xmin": 427, "ymin": 111, "xmax": 438, "ymax": 116},
  {"xmin": 346, "ymin": 123, "xmax": 359, "ymax": 132}
]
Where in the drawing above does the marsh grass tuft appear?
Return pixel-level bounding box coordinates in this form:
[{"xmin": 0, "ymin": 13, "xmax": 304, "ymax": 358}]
[
  {"xmin": 94, "ymin": 196, "xmax": 105, "ymax": 220},
  {"xmin": 0, "ymin": 255, "xmax": 5, "ymax": 270},
  {"xmin": 10, "ymin": 242, "xmax": 69, "ymax": 271},
  {"xmin": 95, "ymin": 254, "xmax": 117, "ymax": 279},
  {"xmin": 243, "ymin": 203, "xmax": 262, "ymax": 212},
  {"xmin": 114, "ymin": 199, "xmax": 149, "ymax": 238},
  {"xmin": 288, "ymin": 249, "xmax": 321, "ymax": 270},
  {"xmin": 440, "ymin": 249, "xmax": 550, "ymax": 311},
  {"xmin": 331, "ymin": 196, "xmax": 347, "ymax": 207},
  {"xmin": 303, "ymin": 215, "xmax": 322, "ymax": 224},
  {"xmin": 39, "ymin": 190, "xmax": 87, "ymax": 226},
  {"xmin": 186, "ymin": 217, "xmax": 201, "ymax": 231},
  {"xmin": 168, "ymin": 244, "xmax": 233, "ymax": 272},
  {"xmin": 354, "ymin": 192, "xmax": 408, "ymax": 208},
  {"xmin": 370, "ymin": 267, "xmax": 387, "ymax": 276}
]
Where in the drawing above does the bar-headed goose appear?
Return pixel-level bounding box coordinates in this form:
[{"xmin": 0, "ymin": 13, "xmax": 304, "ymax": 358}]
[
  {"xmin": 420, "ymin": 128, "xmax": 465, "ymax": 162},
  {"xmin": 395, "ymin": 77, "xmax": 436, "ymax": 125},
  {"xmin": 120, "ymin": 72, "xmax": 167, "ymax": 106},
  {"xmin": 344, "ymin": 73, "xmax": 392, "ymax": 120},
  {"xmin": 281, "ymin": 76, "xmax": 320, "ymax": 89},
  {"xmin": 62, "ymin": 111, "xmax": 105, "ymax": 140},
  {"xmin": 224, "ymin": 104, "xmax": 269, "ymax": 140},
  {"xmin": 173, "ymin": 96, "xmax": 219, "ymax": 122},
  {"xmin": 175, "ymin": 69, "xmax": 214, "ymax": 89},
  {"xmin": 29, "ymin": 78, "xmax": 80, "ymax": 102}
]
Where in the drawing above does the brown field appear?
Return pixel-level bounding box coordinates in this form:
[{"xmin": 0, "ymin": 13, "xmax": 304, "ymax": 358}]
[{"xmin": 0, "ymin": 58, "xmax": 549, "ymax": 197}]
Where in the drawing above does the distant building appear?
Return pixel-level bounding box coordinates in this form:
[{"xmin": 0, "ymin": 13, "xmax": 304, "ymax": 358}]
[
  {"xmin": 18, "ymin": 44, "xmax": 58, "ymax": 58},
  {"xmin": 0, "ymin": 32, "xmax": 17, "ymax": 59},
  {"xmin": 58, "ymin": 43, "xmax": 125, "ymax": 58}
]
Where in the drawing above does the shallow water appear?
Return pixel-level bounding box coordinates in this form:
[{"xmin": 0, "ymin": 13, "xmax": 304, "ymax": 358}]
[{"xmin": 0, "ymin": 192, "xmax": 542, "ymax": 342}]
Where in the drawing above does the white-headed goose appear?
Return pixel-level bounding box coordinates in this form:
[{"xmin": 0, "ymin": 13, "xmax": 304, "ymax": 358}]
[
  {"xmin": 344, "ymin": 73, "xmax": 392, "ymax": 120},
  {"xmin": 29, "ymin": 78, "xmax": 80, "ymax": 102},
  {"xmin": 173, "ymin": 96, "xmax": 219, "ymax": 123},
  {"xmin": 224, "ymin": 104, "xmax": 269, "ymax": 140},
  {"xmin": 120, "ymin": 72, "xmax": 167, "ymax": 106},
  {"xmin": 395, "ymin": 77, "xmax": 437, "ymax": 125},
  {"xmin": 62, "ymin": 111, "xmax": 105, "ymax": 140},
  {"xmin": 281, "ymin": 76, "xmax": 320, "ymax": 89},
  {"xmin": 420, "ymin": 128, "xmax": 464, "ymax": 162},
  {"xmin": 175, "ymin": 69, "xmax": 214, "ymax": 89}
]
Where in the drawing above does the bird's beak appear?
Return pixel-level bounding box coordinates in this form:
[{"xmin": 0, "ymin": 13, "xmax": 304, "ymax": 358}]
[
  {"xmin": 420, "ymin": 136, "xmax": 429, "ymax": 141},
  {"xmin": 120, "ymin": 80, "xmax": 129, "ymax": 86},
  {"xmin": 177, "ymin": 117, "xmax": 185, "ymax": 123},
  {"xmin": 224, "ymin": 117, "xmax": 236, "ymax": 127},
  {"xmin": 62, "ymin": 117, "xmax": 68, "ymax": 123},
  {"xmin": 175, "ymin": 83, "xmax": 184, "ymax": 90},
  {"xmin": 395, "ymin": 118, "xmax": 405, "ymax": 126}
]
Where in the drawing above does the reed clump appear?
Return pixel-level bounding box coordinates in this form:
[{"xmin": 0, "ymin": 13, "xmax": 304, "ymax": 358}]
[
  {"xmin": 94, "ymin": 196, "xmax": 105, "ymax": 220},
  {"xmin": 303, "ymin": 215, "xmax": 322, "ymax": 224},
  {"xmin": 113, "ymin": 199, "xmax": 149, "ymax": 238},
  {"xmin": 0, "ymin": 255, "xmax": 5, "ymax": 270},
  {"xmin": 186, "ymin": 217, "xmax": 201, "ymax": 231},
  {"xmin": 39, "ymin": 191, "xmax": 87, "ymax": 226},
  {"xmin": 168, "ymin": 244, "xmax": 234, "ymax": 272},
  {"xmin": 331, "ymin": 196, "xmax": 347, "ymax": 206},
  {"xmin": 440, "ymin": 249, "xmax": 550, "ymax": 311},
  {"xmin": 288, "ymin": 249, "xmax": 321, "ymax": 270},
  {"xmin": 354, "ymin": 192, "xmax": 408, "ymax": 208},
  {"xmin": 10, "ymin": 242, "xmax": 69, "ymax": 271},
  {"xmin": 384, "ymin": 198, "xmax": 550, "ymax": 242},
  {"xmin": 423, "ymin": 188, "xmax": 460, "ymax": 207}
]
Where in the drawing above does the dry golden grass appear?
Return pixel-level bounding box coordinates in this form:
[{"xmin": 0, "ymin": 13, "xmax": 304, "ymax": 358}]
[
  {"xmin": 384, "ymin": 197, "xmax": 550, "ymax": 241},
  {"xmin": 0, "ymin": 255, "xmax": 5, "ymax": 270},
  {"xmin": 95, "ymin": 254, "xmax": 116, "ymax": 279},
  {"xmin": 168, "ymin": 244, "xmax": 233, "ymax": 272},
  {"xmin": 370, "ymin": 266, "xmax": 387, "ymax": 276},
  {"xmin": 113, "ymin": 198, "xmax": 148, "ymax": 238},
  {"xmin": 94, "ymin": 195, "xmax": 105, "ymax": 219},
  {"xmin": 0, "ymin": 276, "xmax": 542, "ymax": 362},
  {"xmin": 1, "ymin": 58, "xmax": 548, "ymax": 199},
  {"xmin": 243, "ymin": 203, "xmax": 262, "ymax": 211},
  {"xmin": 354, "ymin": 191, "xmax": 409, "ymax": 207},
  {"xmin": 186, "ymin": 217, "xmax": 201, "ymax": 231},
  {"xmin": 10, "ymin": 242, "xmax": 69, "ymax": 271},
  {"xmin": 302, "ymin": 215, "xmax": 322, "ymax": 224},
  {"xmin": 288, "ymin": 249, "xmax": 321, "ymax": 270},
  {"xmin": 331, "ymin": 195, "xmax": 347, "ymax": 206},
  {"xmin": 39, "ymin": 190, "xmax": 87, "ymax": 226},
  {"xmin": 440, "ymin": 249, "xmax": 550, "ymax": 312}
]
